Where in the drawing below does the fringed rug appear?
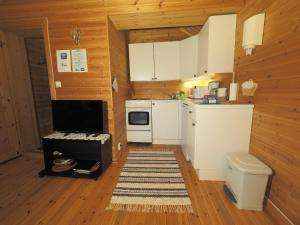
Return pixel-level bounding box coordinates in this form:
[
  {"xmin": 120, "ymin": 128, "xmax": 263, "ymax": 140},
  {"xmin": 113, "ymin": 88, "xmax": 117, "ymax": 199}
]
[{"xmin": 106, "ymin": 151, "xmax": 193, "ymax": 213}]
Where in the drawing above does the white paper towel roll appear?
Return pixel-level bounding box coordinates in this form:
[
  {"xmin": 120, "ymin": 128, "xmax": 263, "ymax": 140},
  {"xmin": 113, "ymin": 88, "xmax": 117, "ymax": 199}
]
[{"xmin": 229, "ymin": 83, "xmax": 239, "ymax": 101}]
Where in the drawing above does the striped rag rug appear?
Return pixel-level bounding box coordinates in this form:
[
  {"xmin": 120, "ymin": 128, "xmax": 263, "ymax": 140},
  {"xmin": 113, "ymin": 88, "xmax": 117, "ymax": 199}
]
[{"xmin": 106, "ymin": 151, "xmax": 193, "ymax": 213}]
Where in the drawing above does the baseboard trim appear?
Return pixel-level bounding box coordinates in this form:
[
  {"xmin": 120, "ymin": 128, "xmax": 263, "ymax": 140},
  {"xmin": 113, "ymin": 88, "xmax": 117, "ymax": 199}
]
[{"xmin": 265, "ymin": 197, "xmax": 294, "ymax": 225}]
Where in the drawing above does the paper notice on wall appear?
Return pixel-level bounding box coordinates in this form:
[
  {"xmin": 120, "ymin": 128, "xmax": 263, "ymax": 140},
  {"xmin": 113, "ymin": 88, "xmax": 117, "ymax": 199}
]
[
  {"xmin": 71, "ymin": 49, "xmax": 88, "ymax": 72},
  {"xmin": 56, "ymin": 50, "xmax": 71, "ymax": 72}
]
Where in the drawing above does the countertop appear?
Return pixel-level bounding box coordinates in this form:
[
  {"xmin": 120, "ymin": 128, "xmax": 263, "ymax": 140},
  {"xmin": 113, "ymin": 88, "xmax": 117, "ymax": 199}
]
[
  {"xmin": 183, "ymin": 98, "xmax": 254, "ymax": 109},
  {"xmin": 127, "ymin": 98, "xmax": 254, "ymax": 108}
]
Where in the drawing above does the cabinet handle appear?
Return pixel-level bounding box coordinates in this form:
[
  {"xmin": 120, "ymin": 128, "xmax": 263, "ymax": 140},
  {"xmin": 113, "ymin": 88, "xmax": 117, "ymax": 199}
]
[
  {"xmin": 192, "ymin": 123, "xmax": 195, "ymax": 126},
  {"xmin": 204, "ymin": 70, "xmax": 207, "ymax": 73},
  {"xmin": 189, "ymin": 111, "xmax": 192, "ymax": 114},
  {"xmin": 183, "ymin": 103, "xmax": 188, "ymax": 106},
  {"xmin": 194, "ymin": 74, "xmax": 196, "ymax": 77},
  {"xmin": 152, "ymin": 102, "xmax": 155, "ymax": 106},
  {"xmin": 152, "ymin": 77, "xmax": 154, "ymax": 80}
]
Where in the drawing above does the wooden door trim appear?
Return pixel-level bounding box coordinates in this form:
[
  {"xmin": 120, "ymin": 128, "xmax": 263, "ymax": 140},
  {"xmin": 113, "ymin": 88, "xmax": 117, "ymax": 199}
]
[{"xmin": 42, "ymin": 18, "xmax": 56, "ymax": 100}]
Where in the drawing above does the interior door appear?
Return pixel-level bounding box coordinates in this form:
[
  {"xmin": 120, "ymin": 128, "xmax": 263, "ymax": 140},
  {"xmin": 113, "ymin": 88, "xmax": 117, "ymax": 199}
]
[
  {"xmin": 0, "ymin": 36, "xmax": 21, "ymax": 162},
  {"xmin": 129, "ymin": 43, "xmax": 155, "ymax": 81},
  {"xmin": 154, "ymin": 42, "xmax": 180, "ymax": 81}
]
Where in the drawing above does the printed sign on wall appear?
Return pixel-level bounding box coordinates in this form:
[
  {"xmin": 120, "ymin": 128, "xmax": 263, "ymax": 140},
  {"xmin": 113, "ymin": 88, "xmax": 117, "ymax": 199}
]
[
  {"xmin": 56, "ymin": 50, "xmax": 71, "ymax": 72},
  {"xmin": 71, "ymin": 49, "xmax": 88, "ymax": 72}
]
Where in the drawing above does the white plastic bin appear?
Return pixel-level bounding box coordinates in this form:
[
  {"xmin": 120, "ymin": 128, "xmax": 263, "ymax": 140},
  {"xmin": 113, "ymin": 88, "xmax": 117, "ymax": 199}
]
[{"xmin": 224, "ymin": 152, "xmax": 272, "ymax": 211}]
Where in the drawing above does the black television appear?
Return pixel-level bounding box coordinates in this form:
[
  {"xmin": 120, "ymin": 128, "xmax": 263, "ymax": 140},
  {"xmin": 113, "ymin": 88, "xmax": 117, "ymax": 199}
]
[{"xmin": 52, "ymin": 100, "xmax": 107, "ymax": 133}]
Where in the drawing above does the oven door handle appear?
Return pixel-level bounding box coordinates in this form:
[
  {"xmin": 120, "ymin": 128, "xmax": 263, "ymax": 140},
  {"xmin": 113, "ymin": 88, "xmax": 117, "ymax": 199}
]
[{"xmin": 128, "ymin": 109, "xmax": 151, "ymax": 112}]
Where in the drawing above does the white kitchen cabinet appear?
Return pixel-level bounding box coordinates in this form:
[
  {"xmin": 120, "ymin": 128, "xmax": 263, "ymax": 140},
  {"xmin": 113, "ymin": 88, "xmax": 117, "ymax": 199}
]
[
  {"xmin": 181, "ymin": 102, "xmax": 196, "ymax": 161},
  {"xmin": 181, "ymin": 100, "xmax": 253, "ymax": 181},
  {"xmin": 152, "ymin": 100, "xmax": 181, "ymax": 144},
  {"xmin": 197, "ymin": 14, "xmax": 237, "ymax": 75},
  {"xmin": 181, "ymin": 103, "xmax": 189, "ymax": 159},
  {"xmin": 180, "ymin": 35, "xmax": 199, "ymax": 79},
  {"xmin": 186, "ymin": 117, "xmax": 196, "ymax": 164},
  {"xmin": 153, "ymin": 42, "xmax": 180, "ymax": 81},
  {"xmin": 129, "ymin": 41, "xmax": 180, "ymax": 81},
  {"xmin": 129, "ymin": 43, "xmax": 155, "ymax": 81}
]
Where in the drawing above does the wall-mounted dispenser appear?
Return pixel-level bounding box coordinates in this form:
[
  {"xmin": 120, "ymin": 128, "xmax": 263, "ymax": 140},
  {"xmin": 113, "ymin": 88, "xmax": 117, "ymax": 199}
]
[{"xmin": 242, "ymin": 13, "xmax": 265, "ymax": 55}]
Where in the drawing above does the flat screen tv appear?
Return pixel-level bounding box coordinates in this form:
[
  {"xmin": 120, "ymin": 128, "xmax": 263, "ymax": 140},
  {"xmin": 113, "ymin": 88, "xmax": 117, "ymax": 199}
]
[{"xmin": 52, "ymin": 100, "xmax": 106, "ymax": 133}]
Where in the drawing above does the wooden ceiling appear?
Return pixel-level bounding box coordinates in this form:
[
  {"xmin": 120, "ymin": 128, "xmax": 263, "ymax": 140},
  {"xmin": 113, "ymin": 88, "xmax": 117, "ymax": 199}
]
[
  {"xmin": 0, "ymin": 0, "xmax": 244, "ymax": 31},
  {"xmin": 109, "ymin": 3, "xmax": 242, "ymax": 30},
  {"xmin": 129, "ymin": 26, "xmax": 202, "ymax": 43}
]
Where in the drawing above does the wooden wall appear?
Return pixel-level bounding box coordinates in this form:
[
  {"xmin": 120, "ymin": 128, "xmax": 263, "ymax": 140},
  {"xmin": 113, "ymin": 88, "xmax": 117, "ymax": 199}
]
[
  {"xmin": 128, "ymin": 26, "xmax": 202, "ymax": 43},
  {"xmin": 235, "ymin": 0, "xmax": 300, "ymax": 224},
  {"xmin": 107, "ymin": 19, "xmax": 130, "ymax": 158},
  {"xmin": 1, "ymin": 31, "xmax": 40, "ymax": 152},
  {"xmin": 25, "ymin": 37, "xmax": 53, "ymax": 142},
  {"xmin": 131, "ymin": 80, "xmax": 184, "ymax": 99}
]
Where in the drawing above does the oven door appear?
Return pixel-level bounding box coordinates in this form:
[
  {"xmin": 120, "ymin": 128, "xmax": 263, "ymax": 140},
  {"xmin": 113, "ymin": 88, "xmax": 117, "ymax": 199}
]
[{"xmin": 126, "ymin": 108, "xmax": 152, "ymax": 131}]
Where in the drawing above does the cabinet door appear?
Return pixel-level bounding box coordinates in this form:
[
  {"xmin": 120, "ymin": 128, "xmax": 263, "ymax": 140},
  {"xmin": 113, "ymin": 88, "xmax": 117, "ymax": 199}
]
[
  {"xmin": 129, "ymin": 43, "xmax": 154, "ymax": 81},
  {"xmin": 154, "ymin": 42, "xmax": 180, "ymax": 81},
  {"xmin": 152, "ymin": 101, "xmax": 180, "ymax": 140},
  {"xmin": 197, "ymin": 22, "xmax": 209, "ymax": 75},
  {"xmin": 180, "ymin": 35, "xmax": 198, "ymax": 80},
  {"xmin": 207, "ymin": 15, "xmax": 236, "ymax": 73},
  {"xmin": 181, "ymin": 103, "xmax": 189, "ymax": 160},
  {"xmin": 186, "ymin": 118, "xmax": 196, "ymax": 165}
]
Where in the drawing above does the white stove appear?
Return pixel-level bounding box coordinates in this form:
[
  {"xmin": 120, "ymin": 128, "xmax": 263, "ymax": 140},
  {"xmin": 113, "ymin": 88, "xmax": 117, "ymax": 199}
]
[{"xmin": 126, "ymin": 100, "xmax": 152, "ymax": 143}]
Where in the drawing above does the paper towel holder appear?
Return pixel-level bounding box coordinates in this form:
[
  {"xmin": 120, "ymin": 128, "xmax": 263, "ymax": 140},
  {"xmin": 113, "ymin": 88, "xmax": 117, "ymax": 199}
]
[{"xmin": 242, "ymin": 12, "xmax": 265, "ymax": 55}]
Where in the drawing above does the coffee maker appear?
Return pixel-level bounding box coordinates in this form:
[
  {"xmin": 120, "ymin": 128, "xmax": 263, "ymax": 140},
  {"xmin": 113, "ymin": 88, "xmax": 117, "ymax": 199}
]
[{"xmin": 208, "ymin": 81, "xmax": 220, "ymax": 95}]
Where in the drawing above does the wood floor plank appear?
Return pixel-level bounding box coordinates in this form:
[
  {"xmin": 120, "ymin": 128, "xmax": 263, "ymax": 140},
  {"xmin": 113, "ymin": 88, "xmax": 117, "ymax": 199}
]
[{"xmin": 0, "ymin": 145, "xmax": 277, "ymax": 225}]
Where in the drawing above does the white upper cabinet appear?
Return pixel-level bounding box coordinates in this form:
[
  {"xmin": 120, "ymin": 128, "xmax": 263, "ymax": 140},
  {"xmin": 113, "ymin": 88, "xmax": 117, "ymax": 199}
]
[
  {"xmin": 129, "ymin": 41, "xmax": 180, "ymax": 81},
  {"xmin": 153, "ymin": 42, "xmax": 180, "ymax": 81},
  {"xmin": 197, "ymin": 14, "xmax": 237, "ymax": 75},
  {"xmin": 180, "ymin": 35, "xmax": 199, "ymax": 79},
  {"xmin": 129, "ymin": 43, "xmax": 155, "ymax": 81},
  {"xmin": 129, "ymin": 14, "xmax": 237, "ymax": 81},
  {"xmin": 197, "ymin": 22, "xmax": 209, "ymax": 75}
]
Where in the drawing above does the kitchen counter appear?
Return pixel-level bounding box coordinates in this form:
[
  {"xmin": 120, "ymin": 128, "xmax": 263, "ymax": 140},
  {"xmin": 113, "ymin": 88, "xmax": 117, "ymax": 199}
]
[{"xmin": 183, "ymin": 98, "xmax": 254, "ymax": 109}]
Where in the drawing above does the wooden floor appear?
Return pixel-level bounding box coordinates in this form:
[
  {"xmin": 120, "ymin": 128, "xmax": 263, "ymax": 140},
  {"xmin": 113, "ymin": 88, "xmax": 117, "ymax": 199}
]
[{"xmin": 0, "ymin": 144, "xmax": 276, "ymax": 225}]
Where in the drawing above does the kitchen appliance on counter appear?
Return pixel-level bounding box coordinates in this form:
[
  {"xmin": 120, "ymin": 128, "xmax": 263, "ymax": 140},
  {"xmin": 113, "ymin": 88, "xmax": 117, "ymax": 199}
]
[
  {"xmin": 208, "ymin": 81, "xmax": 220, "ymax": 95},
  {"xmin": 217, "ymin": 87, "xmax": 228, "ymax": 103},
  {"xmin": 190, "ymin": 86, "xmax": 209, "ymax": 99},
  {"xmin": 126, "ymin": 100, "xmax": 152, "ymax": 143}
]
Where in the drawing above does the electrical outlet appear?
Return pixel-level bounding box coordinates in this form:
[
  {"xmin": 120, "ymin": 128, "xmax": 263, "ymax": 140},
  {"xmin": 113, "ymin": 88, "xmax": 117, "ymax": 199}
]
[
  {"xmin": 118, "ymin": 142, "xmax": 122, "ymax": 151},
  {"xmin": 55, "ymin": 81, "xmax": 62, "ymax": 88}
]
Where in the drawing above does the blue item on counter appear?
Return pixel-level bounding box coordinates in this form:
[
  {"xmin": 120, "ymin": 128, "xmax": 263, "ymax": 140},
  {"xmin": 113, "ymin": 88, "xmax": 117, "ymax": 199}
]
[{"xmin": 203, "ymin": 95, "xmax": 217, "ymax": 104}]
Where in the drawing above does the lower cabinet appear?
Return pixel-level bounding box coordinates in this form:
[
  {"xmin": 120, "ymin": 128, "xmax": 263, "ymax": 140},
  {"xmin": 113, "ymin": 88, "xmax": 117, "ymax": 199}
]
[
  {"xmin": 181, "ymin": 101, "xmax": 254, "ymax": 181},
  {"xmin": 181, "ymin": 103, "xmax": 195, "ymax": 161},
  {"xmin": 152, "ymin": 100, "xmax": 182, "ymax": 144}
]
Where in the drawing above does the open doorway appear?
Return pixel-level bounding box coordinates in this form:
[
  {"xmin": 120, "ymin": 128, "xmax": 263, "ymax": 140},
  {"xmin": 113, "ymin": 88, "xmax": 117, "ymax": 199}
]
[
  {"xmin": 0, "ymin": 29, "xmax": 52, "ymax": 163},
  {"xmin": 25, "ymin": 35, "xmax": 53, "ymax": 148}
]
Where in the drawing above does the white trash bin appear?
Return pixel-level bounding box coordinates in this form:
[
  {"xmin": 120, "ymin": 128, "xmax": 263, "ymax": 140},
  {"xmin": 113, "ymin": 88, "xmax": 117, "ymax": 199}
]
[{"xmin": 224, "ymin": 152, "xmax": 272, "ymax": 211}]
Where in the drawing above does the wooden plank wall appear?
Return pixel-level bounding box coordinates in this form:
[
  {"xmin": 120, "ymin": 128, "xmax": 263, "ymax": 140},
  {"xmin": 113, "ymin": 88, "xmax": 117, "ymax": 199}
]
[
  {"xmin": 131, "ymin": 80, "xmax": 184, "ymax": 99},
  {"xmin": 235, "ymin": 0, "xmax": 300, "ymax": 224},
  {"xmin": 107, "ymin": 19, "xmax": 130, "ymax": 159},
  {"xmin": 128, "ymin": 26, "xmax": 202, "ymax": 43},
  {"xmin": 25, "ymin": 37, "xmax": 53, "ymax": 140},
  {"xmin": 1, "ymin": 31, "xmax": 40, "ymax": 152}
]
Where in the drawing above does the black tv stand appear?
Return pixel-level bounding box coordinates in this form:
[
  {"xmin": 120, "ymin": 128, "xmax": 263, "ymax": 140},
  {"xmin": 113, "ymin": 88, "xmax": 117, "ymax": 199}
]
[{"xmin": 39, "ymin": 131, "xmax": 112, "ymax": 180}]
